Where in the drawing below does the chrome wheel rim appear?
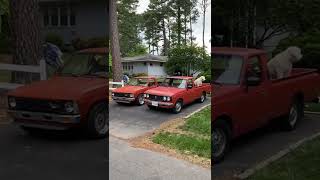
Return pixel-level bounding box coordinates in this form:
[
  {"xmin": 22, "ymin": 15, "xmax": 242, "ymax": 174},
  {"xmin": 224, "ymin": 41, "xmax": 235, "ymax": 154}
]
[
  {"xmin": 175, "ymin": 102, "xmax": 182, "ymax": 112},
  {"xmin": 201, "ymin": 94, "xmax": 205, "ymax": 102},
  {"xmin": 138, "ymin": 95, "xmax": 144, "ymax": 105},
  {"xmin": 95, "ymin": 111, "xmax": 108, "ymax": 134},
  {"xmin": 212, "ymin": 128, "xmax": 227, "ymax": 158},
  {"xmin": 289, "ymin": 104, "xmax": 298, "ymax": 127}
]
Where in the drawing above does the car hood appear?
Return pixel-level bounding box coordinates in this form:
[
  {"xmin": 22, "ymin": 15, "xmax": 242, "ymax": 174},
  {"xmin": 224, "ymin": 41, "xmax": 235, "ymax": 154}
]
[
  {"xmin": 145, "ymin": 86, "xmax": 185, "ymax": 96},
  {"xmin": 112, "ymin": 85, "xmax": 148, "ymax": 94},
  {"xmin": 7, "ymin": 76, "xmax": 107, "ymax": 100},
  {"xmin": 212, "ymin": 84, "xmax": 241, "ymax": 104}
]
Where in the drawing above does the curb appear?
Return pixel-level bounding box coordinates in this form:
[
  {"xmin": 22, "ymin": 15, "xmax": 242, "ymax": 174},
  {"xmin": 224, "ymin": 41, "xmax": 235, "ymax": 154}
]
[
  {"xmin": 304, "ymin": 111, "xmax": 320, "ymax": 115},
  {"xmin": 235, "ymin": 131, "xmax": 320, "ymax": 179},
  {"xmin": 184, "ymin": 103, "xmax": 211, "ymax": 119}
]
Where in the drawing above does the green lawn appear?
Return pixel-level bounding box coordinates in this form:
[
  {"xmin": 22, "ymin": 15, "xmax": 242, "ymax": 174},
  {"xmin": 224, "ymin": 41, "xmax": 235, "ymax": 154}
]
[
  {"xmin": 305, "ymin": 103, "xmax": 320, "ymax": 112},
  {"xmin": 152, "ymin": 106, "xmax": 211, "ymax": 159},
  {"xmin": 248, "ymin": 137, "xmax": 320, "ymax": 180}
]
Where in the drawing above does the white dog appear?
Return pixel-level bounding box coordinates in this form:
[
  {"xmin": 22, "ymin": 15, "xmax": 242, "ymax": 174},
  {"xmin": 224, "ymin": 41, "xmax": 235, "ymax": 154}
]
[
  {"xmin": 194, "ymin": 76, "xmax": 206, "ymax": 87},
  {"xmin": 267, "ymin": 46, "xmax": 303, "ymax": 79}
]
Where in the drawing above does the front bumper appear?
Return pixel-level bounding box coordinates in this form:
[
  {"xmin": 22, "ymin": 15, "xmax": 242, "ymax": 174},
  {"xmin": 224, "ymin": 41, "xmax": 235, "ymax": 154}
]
[
  {"xmin": 112, "ymin": 96, "xmax": 136, "ymax": 103},
  {"xmin": 145, "ymin": 99, "xmax": 174, "ymax": 108},
  {"xmin": 7, "ymin": 110, "xmax": 81, "ymax": 130}
]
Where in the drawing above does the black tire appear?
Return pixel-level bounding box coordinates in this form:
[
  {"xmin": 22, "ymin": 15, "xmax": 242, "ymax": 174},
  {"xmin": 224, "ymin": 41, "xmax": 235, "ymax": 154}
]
[
  {"xmin": 282, "ymin": 98, "xmax": 303, "ymax": 131},
  {"xmin": 20, "ymin": 126, "xmax": 40, "ymax": 135},
  {"xmin": 87, "ymin": 102, "xmax": 108, "ymax": 138},
  {"xmin": 173, "ymin": 100, "xmax": 183, "ymax": 114},
  {"xmin": 148, "ymin": 105, "xmax": 156, "ymax": 110},
  {"xmin": 212, "ymin": 119, "xmax": 232, "ymax": 164},
  {"xmin": 136, "ymin": 94, "xmax": 145, "ymax": 106},
  {"xmin": 198, "ymin": 92, "xmax": 206, "ymax": 103}
]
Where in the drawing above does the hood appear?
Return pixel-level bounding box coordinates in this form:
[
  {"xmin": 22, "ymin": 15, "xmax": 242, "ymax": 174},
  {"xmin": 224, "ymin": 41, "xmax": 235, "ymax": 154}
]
[
  {"xmin": 7, "ymin": 76, "xmax": 107, "ymax": 100},
  {"xmin": 112, "ymin": 85, "xmax": 147, "ymax": 94},
  {"xmin": 145, "ymin": 86, "xmax": 185, "ymax": 96},
  {"xmin": 212, "ymin": 84, "xmax": 241, "ymax": 104}
]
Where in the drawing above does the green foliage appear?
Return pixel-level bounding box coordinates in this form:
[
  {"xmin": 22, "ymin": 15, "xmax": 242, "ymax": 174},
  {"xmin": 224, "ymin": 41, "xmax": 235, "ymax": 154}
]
[
  {"xmin": 126, "ymin": 44, "xmax": 148, "ymax": 57},
  {"xmin": 45, "ymin": 33, "xmax": 64, "ymax": 49},
  {"xmin": 0, "ymin": 0, "xmax": 9, "ymax": 15},
  {"xmin": 181, "ymin": 107, "xmax": 211, "ymax": 136},
  {"xmin": 273, "ymin": 31, "xmax": 320, "ymax": 69},
  {"xmin": 0, "ymin": 33, "xmax": 11, "ymax": 53},
  {"xmin": 72, "ymin": 37, "xmax": 108, "ymax": 50},
  {"xmin": 165, "ymin": 45, "xmax": 210, "ymax": 76}
]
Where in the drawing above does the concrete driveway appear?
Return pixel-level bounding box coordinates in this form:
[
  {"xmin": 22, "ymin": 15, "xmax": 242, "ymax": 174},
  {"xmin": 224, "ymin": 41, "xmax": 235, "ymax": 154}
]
[
  {"xmin": 213, "ymin": 114, "xmax": 320, "ymax": 179},
  {"xmin": 109, "ymin": 98, "xmax": 211, "ymax": 139}
]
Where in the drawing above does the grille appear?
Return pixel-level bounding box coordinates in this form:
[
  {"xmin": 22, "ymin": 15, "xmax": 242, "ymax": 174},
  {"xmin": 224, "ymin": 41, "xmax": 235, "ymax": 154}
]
[
  {"xmin": 14, "ymin": 98, "xmax": 66, "ymax": 114},
  {"xmin": 114, "ymin": 93, "xmax": 129, "ymax": 97},
  {"xmin": 148, "ymin": 95, "xmax": 164, "ymax": 101}
]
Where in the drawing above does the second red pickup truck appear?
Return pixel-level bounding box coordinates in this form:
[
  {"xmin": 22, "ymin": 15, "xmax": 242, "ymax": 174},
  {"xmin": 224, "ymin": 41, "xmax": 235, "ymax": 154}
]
[
  {"xmin": 212, "ymin": 47, "xmax": 320, "ymax": 163},
  {"xmin": 144, "ymin": 76, "xmax": 211, "ymax": 113}
]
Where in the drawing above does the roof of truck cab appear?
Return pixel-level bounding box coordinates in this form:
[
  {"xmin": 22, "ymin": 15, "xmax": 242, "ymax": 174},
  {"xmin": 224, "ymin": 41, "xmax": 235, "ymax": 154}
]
[
  {"xmin": 212, "ymin": 47, "xmax": 266, "ymax": 57},
  {"xmin": 77, "ymin": 47, "xmax": 109, "ymax": 54}
]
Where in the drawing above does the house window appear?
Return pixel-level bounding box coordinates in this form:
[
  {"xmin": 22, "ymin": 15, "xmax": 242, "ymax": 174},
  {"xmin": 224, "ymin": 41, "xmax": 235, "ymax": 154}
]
[
  {"xmin": 144, "ymin": 62, "xmax": 147, "ymax": 66},
  {"xmin": 150, "ymin": 63, "xmax": 153, "ymax": 66},
  {"xmin": 43, "ymin": 6, "xmax": 76, "ymax": 27},
  {"xmin": 160, "ymin": 63, "xmax": 163, "ymax": 67}
]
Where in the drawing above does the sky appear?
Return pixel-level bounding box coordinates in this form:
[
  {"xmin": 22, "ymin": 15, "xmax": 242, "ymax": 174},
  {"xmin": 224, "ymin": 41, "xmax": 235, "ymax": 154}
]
[{"xmin": 137, "ymin": 0, "xmax": 211, "ymax": 53}]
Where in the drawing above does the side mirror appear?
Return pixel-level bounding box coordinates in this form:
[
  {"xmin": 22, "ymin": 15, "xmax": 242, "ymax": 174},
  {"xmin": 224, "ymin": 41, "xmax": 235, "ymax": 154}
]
[
  {"xmin": 187, "ymin": 84, "xmax": 193, "ymax": 89},
  {"xmin": 246, "ymin": 76, "xmax": 261, "ymax": 86}
]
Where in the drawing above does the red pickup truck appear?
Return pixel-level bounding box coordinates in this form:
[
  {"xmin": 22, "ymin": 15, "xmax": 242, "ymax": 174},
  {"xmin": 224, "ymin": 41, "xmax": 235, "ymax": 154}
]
[
  {"xmin": 112, "ymin": 76, "xmax": 158, "ymax": 105},
  {"xmin": 144, "ymin": 76, "xmax": 211, "ymax": 113},
  {"xmin": 212, "ymin": 47, "xmax": 320, "ymax": 163},
  {"xmin": 7, "ymin": 48, "xmax": 108, "ymax": 138}
]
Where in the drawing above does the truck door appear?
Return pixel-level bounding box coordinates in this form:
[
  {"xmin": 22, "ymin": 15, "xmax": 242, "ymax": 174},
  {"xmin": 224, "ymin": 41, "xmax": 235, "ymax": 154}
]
[{"xmin": 241, "ymin": 56, "xmax": 269, "ymax": 130}]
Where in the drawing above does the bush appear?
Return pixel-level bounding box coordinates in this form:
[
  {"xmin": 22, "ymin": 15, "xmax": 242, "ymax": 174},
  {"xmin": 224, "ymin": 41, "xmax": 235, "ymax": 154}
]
[
  {"xmin": 45, "ymin": 33, "xmax": 64, "ymax": 49},
  {"xmin": 273, "ymin": 31, "xmax": 320, "ymax": 69},
  {"xmin": 0, "ymin": 33, "xmax": 11, "ymax": 53},
  {"xmin": 132, "ymin": 73, "xmax": 148, "ymax": 77},
  {"xmin": 72, "ymin": 37, "xmax": 108, "ymax": 50}
]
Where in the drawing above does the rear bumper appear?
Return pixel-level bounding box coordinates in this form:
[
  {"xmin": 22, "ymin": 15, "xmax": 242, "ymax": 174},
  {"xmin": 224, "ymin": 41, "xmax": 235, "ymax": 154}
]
[
  {"xmin": 112, "ymin": 96, "xmax": 136, "ymax": 103},
  {"xmin": 145, "ymin": 99, "xmax": 174, "ymax": 108},
  {"xmin": 7, "ymin": 110, "xmax": 81, "ymax": 130}
]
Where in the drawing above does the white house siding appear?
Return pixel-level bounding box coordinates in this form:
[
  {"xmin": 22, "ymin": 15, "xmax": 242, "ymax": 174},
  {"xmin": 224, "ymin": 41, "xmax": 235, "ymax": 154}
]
[
  {"xmin": 40, "ymin": 0, "xmax": 108, "ymax": 44},
  {"xmin": 132, "ymin": 62, "xmax": 148, "ymax": 75},
  {"xmin": 147, "ymin": 62, "xmax": 166, "ymax": 76}
]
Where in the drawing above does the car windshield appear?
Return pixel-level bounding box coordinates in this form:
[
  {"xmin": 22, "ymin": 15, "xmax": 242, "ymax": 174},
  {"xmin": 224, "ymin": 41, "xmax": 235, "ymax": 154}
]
[
  {"xmin": 60, "ymin": 53, "xmax": 107, "ymax": 77},
  {"xmin": 127, "ymin": 78, "xmax": 149, "ymax": 86},
  {"xmin": 213, "ymin": 54, "xmax": 243, "ymax": 85},
  {"xmin": 160, "ymin": 78, "xmax": 187, "ymax": 89}
]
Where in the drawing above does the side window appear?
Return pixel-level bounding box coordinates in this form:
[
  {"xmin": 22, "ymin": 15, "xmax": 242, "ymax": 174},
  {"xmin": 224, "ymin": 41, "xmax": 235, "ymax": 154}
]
[
  {"xmin": 188, "ymin": 79, "xmax": 193, "ymax": 87},
  {"xmin": 148, "ymin": 79, "xmax": 155, "ymax": 86},
  {"xmin": 247, "ymin": 56, "xmax": 262, "ymax": 79}
]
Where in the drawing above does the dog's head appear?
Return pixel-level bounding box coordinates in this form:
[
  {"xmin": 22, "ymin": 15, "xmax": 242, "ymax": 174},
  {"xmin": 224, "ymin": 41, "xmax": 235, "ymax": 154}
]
[
  {"xmin": 200, "ymin": 76, "xmax": 206, "ymax": 81},
  {"xmin": 287, "ymin": 46, "xmax": 303, "ymax": 63}
]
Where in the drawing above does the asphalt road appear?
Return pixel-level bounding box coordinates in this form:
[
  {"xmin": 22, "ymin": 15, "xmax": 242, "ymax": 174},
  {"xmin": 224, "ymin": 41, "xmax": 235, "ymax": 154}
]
[
  {"xmin": 213, "ymin": 114, "xmax": 320, "ymax": 179},
  {"xmin": 109, "ymin": 98, "xmax": 211, "ymax": 139},
  {"xmin": 0, "ymin": 124, "xmax": 107, "ymax": 180}
]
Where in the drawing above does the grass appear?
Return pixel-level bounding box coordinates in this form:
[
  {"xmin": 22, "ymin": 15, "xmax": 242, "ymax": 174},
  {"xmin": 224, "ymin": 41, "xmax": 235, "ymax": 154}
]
[
  {"xmin": 248, "ymin": 137, "xmax": 320, "ymax": 180},
  {"xmin": 305, "ymin": 103, "xmax": 320, "ymax": 112},
  {"xmin": 152, "ymin": 106, "xmax": 211, "ymax": 159}
]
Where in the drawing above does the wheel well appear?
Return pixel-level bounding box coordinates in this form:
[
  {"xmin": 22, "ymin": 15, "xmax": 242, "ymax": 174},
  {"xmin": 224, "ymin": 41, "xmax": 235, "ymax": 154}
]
[
  {"xmin": 214, "ymin": 115, "xmax": 233, "ymax": 133},
  {"xmin": 294, "ymin": 92, "xmax": 304, "ymax": 104},
  {"xmin": 86, "ymin": 100, "xmax": 108, "ymax": 119}
]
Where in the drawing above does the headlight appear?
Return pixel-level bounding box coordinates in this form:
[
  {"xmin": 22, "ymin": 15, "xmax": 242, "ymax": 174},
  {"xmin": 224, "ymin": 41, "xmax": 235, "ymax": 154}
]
[
  {"xmin": 8, "ymin": 97, "xmax": 16, "ymax": 108},
  {"xmin": 167, "ymin": 97, "xmax": 171, "ymax": 101},
  {"xmin": 112, "ymin": 93, "xmax": 115, "ymax": 96},
  {"xmin": 144, "ymin": 94, "xmax": 147, "ymax": 98},
  {"xmin": 65, "ymin": 101, "xmax": 78, "ymax": 113},
  {"xmin": 129, "ymin": 94, "xmax": 134, "ymax": 98},
  {"xmin": 163, "ymin": 96, "xmax": 167, "ymax": 101},
  {"xmin": 146, "ymin": 94, "xmax": 150, "ymax": 98}
]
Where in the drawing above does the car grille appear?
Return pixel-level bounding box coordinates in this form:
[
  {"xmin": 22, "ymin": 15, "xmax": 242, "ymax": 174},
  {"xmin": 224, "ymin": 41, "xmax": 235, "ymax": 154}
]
[
  {"xmin": 14, "ymin": 98, "xmax": 66, "ymax": 114},
  {"xmin": 114, "ymin": 93, "xmax": 130, "ymax": 97},
  {"xmin": 148, "ymin": 95, "xmax": 164, "ymax": 101}
]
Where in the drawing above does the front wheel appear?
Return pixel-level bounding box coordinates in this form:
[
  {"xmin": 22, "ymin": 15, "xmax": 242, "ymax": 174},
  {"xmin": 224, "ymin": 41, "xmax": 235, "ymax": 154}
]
[
  {"xmin": 87, "ymin": 102, "xmax": 108, "ymax": 138},
  {"xmin": 136, "ymin": 94, "xmax": 145, "ymax": 106},
  {"xmin": 173, "ymin": 100, "xmax": 183, "ymax": 114},
  {"xmin": 212, "ymin": 120, "xmax": 231, "ymax": 164},
  {"xmin": 282, "ymin": 99, "xmax": 303, "ymax": 131}
]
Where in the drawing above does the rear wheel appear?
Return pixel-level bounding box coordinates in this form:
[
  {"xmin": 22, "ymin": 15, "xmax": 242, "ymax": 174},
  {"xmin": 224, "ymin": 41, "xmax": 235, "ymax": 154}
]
[
  {"xmin": 198, "ymin": 92, "xmax": 206, "ymax": 103},
  {"xmin": 173, "ymin": 100, "xmax": 183, "ymax": 114},
  {"xmin": 212, "ymin": 120, "xmax": 231, "ymax": 164},
  {"xmin": 282, "ymin": 98, "xmax": 303, "ymax": 131},
  {"xmin": 87, "ymin": 102, "xmax": 108, "ymax": 138}
]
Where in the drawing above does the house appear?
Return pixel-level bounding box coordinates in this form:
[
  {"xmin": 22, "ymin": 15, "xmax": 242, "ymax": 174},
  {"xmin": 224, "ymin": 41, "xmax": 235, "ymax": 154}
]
[
  {"xmin": 39, "ymin": 0, "xmax": 109, "ymax": 44},
  {"xmin": 121, "ymin": 54, "xmax": 168, "ymax": 77}
]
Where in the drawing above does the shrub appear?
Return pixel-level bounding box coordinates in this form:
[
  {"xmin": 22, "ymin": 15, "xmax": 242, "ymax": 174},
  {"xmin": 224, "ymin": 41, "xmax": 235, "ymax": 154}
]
[
  {"xmin": 45, "ymin": 33, "xmax": 64, "ymax": 49},
  {"xmin": 0, "ymin": 33, "xmax": 11, "ymax": 53},
  {"xmin": 72, "ymin": 37, "xmax": 108, "ymax": 51}
]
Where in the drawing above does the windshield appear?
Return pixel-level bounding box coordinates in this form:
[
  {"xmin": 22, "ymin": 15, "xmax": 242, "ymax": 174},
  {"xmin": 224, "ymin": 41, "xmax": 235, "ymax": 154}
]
[
  {"xmin": 161, "ymin": 78, "xmax": 187, "ymax": 89},
  {"xmin": 213, "ymin": 54, "xmax": 243, "ymax": 85},
  {"xmin": 60, "ymin": 53, "xmax": 107, "ymax": 77},
  {"xmin": 127, "ymin": 78, "xmax": 149, "ymax": 86}
]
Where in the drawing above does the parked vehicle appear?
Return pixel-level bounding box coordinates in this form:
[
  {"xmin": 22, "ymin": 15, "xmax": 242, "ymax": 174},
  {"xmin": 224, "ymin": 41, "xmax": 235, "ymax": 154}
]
[
  {"xmin": 7, "ymin": 48, "xmax": 108, "ymax": 138},
  {"xmin": 212, "ymin": 47, "xmax": 320, "ymax": 163},
  {"xmin": 112, "ymin": 76, "xmax": 158, "ymax": 105},
  {"xmin": 144, "ymin": 76, "xmax": 211, "ymax": 113}
]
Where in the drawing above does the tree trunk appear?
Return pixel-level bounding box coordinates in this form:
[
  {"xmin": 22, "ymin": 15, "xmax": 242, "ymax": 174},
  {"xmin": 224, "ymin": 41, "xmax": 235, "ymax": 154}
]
[
  {"xmin": 162, "ymin": 19, "xmax": 168, "ymax": 56},
  {"xmin": 190, "ymin": 15, "xmax": 193, "ymax": 46},
  {"xmin": 184, "ymin": 15, "xmax": 187, "ymax": 45},
  {"xmin": 9, "ymin": 0, "xmax": 41, "ymax": 84},
  {"xmin": 110, "ymin": 0, "xmax": 122, "ymax": 82},
  {"xmin": 177, "ymin": 6, "xmax": 182, "ymax": 46}
]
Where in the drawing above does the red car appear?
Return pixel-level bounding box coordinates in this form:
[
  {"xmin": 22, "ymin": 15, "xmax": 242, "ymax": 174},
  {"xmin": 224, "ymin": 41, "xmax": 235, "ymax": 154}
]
[
  {"xmin": 112, "ymin": 77, "xmax": 158, "ymax": 105},
  {"xmin": 212, "ymin": 47, "xmax": 320, "ymax": 163},
  {"xmin": 144, "ymin": 76, "xmax": 211, "ymax": 113},
  {"xmin": 7, "ymin": 48, "xmax": 109, "ymax": 138}
]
